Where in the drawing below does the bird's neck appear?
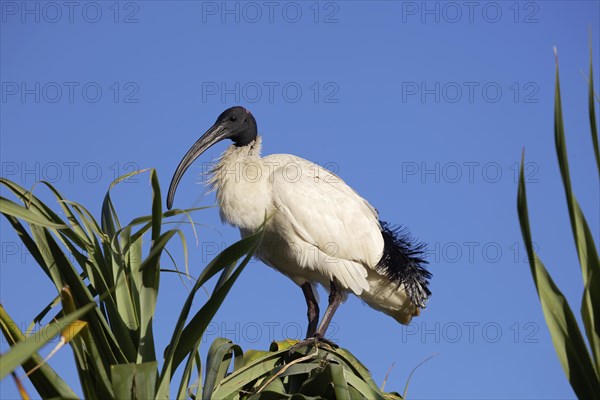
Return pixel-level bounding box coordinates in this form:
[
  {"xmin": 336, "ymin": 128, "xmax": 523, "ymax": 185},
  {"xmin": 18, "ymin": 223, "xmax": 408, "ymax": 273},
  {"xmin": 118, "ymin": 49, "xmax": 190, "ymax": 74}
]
[
  {"xmin": 208, "ymin": 136, "xmax": 271, "ymax": 231},
  {"xmin": 208, "ymin": 135, "xmax": 262, "ymax": 189}
]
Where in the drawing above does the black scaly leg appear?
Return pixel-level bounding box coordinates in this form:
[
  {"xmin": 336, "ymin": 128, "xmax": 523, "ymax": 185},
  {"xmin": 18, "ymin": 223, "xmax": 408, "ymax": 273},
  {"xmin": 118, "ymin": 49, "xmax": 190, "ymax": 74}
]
[
  {"xmin": 290, "ymin": 280, "xmax": 341, "ymax": 353},
  {"xmin": 301, "ymin": 282, "xmax": 319, "ymax": 338},
  {"xmin": 314, "ymin": 280, "xmax": 342, "ymax": 339}
]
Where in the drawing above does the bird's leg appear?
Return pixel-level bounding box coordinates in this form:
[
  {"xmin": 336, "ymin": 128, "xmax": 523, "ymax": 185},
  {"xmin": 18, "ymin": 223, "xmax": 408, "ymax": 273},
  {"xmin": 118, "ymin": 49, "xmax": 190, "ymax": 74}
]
[
  {"xmin": 290, "ymin": 280, "xmax": 341, "ymax": 353},
  {"xmin": 301, "ymin": 282, "xmax": 319, "ymax": 338},
  {"xmin": 314, "ymin": 280, "xmax": 342, "ymax": 339}
]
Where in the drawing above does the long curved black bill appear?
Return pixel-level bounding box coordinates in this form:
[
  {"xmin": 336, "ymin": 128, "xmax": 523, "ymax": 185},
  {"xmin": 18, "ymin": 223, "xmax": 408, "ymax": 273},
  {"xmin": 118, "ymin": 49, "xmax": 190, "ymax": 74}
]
[{"xmin": 167, "ymin": 124, "xmax": 228, "ymax": 209}]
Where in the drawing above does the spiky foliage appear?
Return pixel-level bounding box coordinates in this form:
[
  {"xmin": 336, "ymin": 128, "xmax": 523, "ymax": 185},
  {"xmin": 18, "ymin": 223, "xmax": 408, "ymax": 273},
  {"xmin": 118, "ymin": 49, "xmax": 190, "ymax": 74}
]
[
  {"xmin": 517, "ymin": 46, "xmax": 600, "ymax": 399},
  {"xmin": 200, "ymin": 338, "xmax": 403, "ymax": 400},
  {"xmin": 0, "ymin": 169, "xmax": 264, "ymax": 398}
]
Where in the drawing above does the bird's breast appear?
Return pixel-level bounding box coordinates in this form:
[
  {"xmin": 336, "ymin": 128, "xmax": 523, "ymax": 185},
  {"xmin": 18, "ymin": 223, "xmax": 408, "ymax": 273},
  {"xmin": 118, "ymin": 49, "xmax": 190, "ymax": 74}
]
[{"xmin": 212, "ymin": 155, "xmax": 273, "ymax": 232}]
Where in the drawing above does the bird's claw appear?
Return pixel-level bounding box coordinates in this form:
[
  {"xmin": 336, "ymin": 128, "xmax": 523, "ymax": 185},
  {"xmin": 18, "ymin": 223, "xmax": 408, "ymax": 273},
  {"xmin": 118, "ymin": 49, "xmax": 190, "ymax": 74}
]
[{"xmin": 289, "ymin": 334, "xmax": 339, "ymax": 354}]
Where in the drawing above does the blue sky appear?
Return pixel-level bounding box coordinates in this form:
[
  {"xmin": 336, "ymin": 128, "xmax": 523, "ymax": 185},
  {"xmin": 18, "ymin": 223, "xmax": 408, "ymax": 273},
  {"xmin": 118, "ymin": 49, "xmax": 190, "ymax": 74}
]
[{"xmin": 1, "ymin": 1, "xmax": 599, "ymax": 398}]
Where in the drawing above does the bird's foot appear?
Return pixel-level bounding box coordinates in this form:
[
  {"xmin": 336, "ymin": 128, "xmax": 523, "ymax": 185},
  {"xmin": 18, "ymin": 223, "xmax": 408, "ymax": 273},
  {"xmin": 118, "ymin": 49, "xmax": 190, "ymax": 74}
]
[{"xmin": 289, "ymin": 334, "xmax": 339, "ymax": 354}]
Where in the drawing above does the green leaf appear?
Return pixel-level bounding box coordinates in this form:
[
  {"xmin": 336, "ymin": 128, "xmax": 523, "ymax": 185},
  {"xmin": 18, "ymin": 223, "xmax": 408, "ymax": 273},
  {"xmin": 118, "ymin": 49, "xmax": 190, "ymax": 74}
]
[
  {"xmin": 553, "ymin": 55, "xmax": 600, "ymax": 376},
  {"xmin": 1, "ymin": 169, "xmax": 211, "ymax": 399},
  {"xmin": 171, "ymin": 235, "xmax": 261, "ymax": 371},
  {"xmin": 2, "ymin": 215, "xmax": 54, "ymax": 282},
  {"xmin": 203, "ymin": 338, "xmax": 243, "ymax": 400},
  {"xmin": 0, "ymin": 305, "xmax": 78, "ymax": 399},
  {"xmin": 324, "ymin": 347, "xmax": 373, "ymax": 384},
  {"xmin": 255, "ymin": 376, "xmax": 287, "ymax": 397},
  {"xmin": 584, "ymin": 38, "xmax": 600, "ymax": 374},
  {"xmin": 588, "ymin": 37, "xmax": 600, "ymax": 175},
  {"xmin": 277, "ymin": 362, "xmax": 321, "ymax": 378},
  {"xmin": 243, "ymin": 349, "xmax": 273, "ymax": 366},
  {"xmin": 176, "ymin": 340, "xmax": 203, "ymax": 400},
  {"xmin": 101, "ymin": 169, "xmax": 148, "ymax": 237},
  {"xmin": 582, "ymin": 266, "xmax": 600, "ymax": 375},
  {"xmin": 343, "ymin": 371, "xmax": 386, "ymax": 400},
  {"xmin": 0, "ymin": 302, "xmax": 96, "ymax": 380},
  {"xmin": 60, "ymin": 287, "xmax": 106, "ymax": 400},
  {"xmin": 37, "ymin": 181, "xmax": 93, "ymax": 247},
  {"xmin": 328, "ymin": 363, "xmax": 350, "ymax": 400},
  {"xmin": 113, "ymin": 226, "xmax": 140, "ymax": 339},
  {"xmin": 518, "ymin": 152, "xmax": 600, "ymax": 398},
  {"xmin": 166, "ymin": 228, "xmax": 264, "ymax": 370},
  {"xmin": 0, "ymin": 179, "xmax": 71, "ymax": 230},
  {"xmin": 212, "ymin": 349, "xmax": 287, "ymax": 399},
  {"xmin": 0, "ymin": 196, "xmax": 67, "ymax": 229},
  {"xmin": 156, "ymin": 227, "xmax": 264, "ymax": 398},
  {"xmin": 111, "ymin": 361, "xmax": 158, "ymax": 400},
  {"xmin": 26, "ymin": 293, "xmax": 62, "ymax": 335},
  {"xmin": 150, "ymin": 168, "xmax": 162, "ymax": 241}
]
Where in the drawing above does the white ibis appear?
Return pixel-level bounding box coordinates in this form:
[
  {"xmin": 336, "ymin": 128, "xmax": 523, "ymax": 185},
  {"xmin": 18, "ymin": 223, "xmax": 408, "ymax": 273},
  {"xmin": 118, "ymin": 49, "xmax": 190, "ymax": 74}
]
[{"xmin": 167, "ymin": 106, "xmax": 431, "ymax": 345}]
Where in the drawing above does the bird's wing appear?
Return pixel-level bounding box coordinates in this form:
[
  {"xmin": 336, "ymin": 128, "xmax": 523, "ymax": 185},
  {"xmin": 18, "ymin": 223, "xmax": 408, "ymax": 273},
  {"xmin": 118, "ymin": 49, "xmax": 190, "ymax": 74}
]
[{"xmin": 266, "ymin": 154, "xmax": 384, "ymax": 294}]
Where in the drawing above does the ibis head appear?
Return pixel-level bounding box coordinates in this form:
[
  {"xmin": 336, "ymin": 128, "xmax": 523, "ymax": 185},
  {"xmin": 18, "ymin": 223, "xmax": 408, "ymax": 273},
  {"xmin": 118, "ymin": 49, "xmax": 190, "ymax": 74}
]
[{"xmin": 167, "ymin": 106, "xmax": 257, "ymax": 209}]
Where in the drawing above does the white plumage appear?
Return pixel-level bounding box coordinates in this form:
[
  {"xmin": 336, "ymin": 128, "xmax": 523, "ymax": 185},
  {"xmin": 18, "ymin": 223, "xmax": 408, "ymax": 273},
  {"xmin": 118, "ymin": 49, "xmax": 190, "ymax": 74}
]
[{"xmin": 167, "ymin": 107, "xmax": 430, "ymax": 341}]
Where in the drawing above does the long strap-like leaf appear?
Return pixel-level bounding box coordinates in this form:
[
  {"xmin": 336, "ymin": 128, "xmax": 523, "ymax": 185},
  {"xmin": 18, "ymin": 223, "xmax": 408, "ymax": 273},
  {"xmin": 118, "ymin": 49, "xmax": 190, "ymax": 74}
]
[
  {"xmin": 554, "ymin": 53, "xmax": 600, "ymax": 375},
  {"xmin": 518, "ymin": 152, "xmax": 600, "ymax": 398},
  {"xmin": 0, "ymin": 302, "xmax": 96, "ymax": 380}
]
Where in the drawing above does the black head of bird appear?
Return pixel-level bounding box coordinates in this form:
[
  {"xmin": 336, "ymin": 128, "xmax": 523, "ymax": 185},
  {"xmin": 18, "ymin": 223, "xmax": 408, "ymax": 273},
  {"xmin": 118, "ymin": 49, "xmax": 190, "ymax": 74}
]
[{"xmin": 167, "ymin": 106, "xmax": 257, "ymax": 209}]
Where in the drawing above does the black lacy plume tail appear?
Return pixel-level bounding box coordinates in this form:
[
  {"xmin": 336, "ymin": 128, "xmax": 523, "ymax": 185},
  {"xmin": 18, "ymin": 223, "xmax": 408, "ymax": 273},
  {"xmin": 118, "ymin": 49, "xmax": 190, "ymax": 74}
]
[{"xmin": 376, "ymin": 221, "xmax": 431, "ymax": 308}]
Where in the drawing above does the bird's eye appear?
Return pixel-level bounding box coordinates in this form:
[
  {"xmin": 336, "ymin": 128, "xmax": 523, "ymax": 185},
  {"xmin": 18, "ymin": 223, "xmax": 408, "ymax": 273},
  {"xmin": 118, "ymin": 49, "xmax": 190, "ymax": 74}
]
[{"xmin": 230, "ymin": 116, "xmax": 236, "ymax": 122}]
